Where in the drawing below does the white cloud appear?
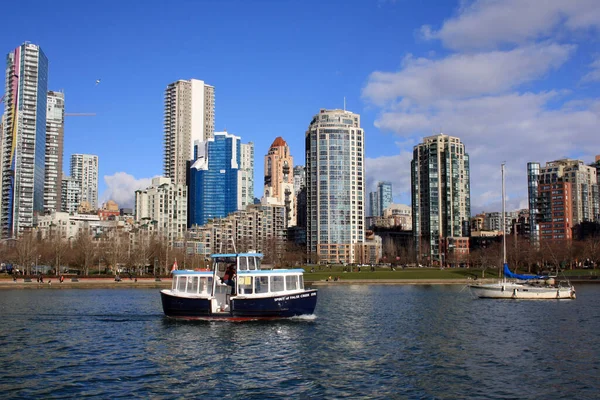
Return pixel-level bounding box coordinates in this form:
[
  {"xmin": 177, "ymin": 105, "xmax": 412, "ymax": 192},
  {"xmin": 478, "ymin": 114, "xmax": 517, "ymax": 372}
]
[
  {"xmin": 365, "ymin": 92, "xmax": 600, "ymax": 213},
  {"xmin": 365, "ymin": 150, "xmax": 414, "ymax": 203},
  {"xmin": 100, "ymin": 172, "xmax": 157, "ymax": 208},
  {"xmin": 582, "ymin": 55, "xmax": 600, "ymax": 82},
  {"xmin": 363, "ymin": 0, "xmax": 600, "ymax": 214},
  {"xmin": 423, "ymin": 0, "xmax": 600, "ymax": 50},
  {"xmin": 362, "ymin": 43, "xmax": 575, "ymax": 105}
]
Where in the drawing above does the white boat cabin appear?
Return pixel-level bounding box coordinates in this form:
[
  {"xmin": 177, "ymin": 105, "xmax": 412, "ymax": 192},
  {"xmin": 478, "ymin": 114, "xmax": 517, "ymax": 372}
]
[{"xmin": 170, "ymin": 253, "xmax": 306, "ymax": 301}]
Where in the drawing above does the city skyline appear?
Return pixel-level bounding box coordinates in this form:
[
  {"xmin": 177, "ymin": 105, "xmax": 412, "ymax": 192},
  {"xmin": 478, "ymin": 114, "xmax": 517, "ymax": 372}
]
[{"xmin": 1, "ymin": 0, "xmax": 599, "ymax": 214}]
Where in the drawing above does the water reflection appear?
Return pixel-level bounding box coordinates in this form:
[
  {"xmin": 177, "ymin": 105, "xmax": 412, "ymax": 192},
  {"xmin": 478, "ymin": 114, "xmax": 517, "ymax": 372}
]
[{"xmin": 0, "ymin": 285, "xmax": 598, "ymax": 399}]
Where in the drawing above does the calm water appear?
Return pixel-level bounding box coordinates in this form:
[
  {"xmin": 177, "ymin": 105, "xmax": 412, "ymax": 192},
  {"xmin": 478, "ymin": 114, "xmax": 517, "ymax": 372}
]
[{"xmin": 0, "ymin": 284, "xmax": 599, "ymax": 399}]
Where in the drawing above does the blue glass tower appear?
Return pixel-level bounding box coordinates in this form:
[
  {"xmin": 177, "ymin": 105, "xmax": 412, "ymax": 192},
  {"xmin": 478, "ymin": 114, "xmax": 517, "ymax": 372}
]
[
  {"xmin": 378, "ymin": 181, "xmax": 393, "ymax": 216},
  {"xmin": 188, "ymin": 132, "xmax": 240, "ymax": 227}
]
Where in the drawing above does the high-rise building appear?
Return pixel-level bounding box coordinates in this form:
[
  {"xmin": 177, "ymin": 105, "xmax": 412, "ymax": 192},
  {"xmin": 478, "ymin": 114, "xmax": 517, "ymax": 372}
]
[
  {"xmin": 293, "ymin": 165, "xmax": 305, "ymax": 195},
  {"xmin": 262, "ymin": 137, "xmax": 296, "ymax": 227},
  {"xmin": 411, "ymin": 134, "xmax": 471, "ymax": 264},
  {"xmin": 528, "ymin": 158, "xmax": 599, "ymax": 242},
  {"xmin": 163, "ymin": 79, "xmax": 215, "ymax": 186},
  {"xmin": 369, "ymin": 191, "xmax": 379, "ymax": 218},
  {"xmin": 592, "ymin": 155, "xmax": 600, "ymax": 186},
  {"xmin": 238, "ymin": 142, "xmax": 254, "ymax": 210},
  {"xmin": 135, "ymin": 177, "xmax": 188, "ymax": 242},
  {"xmin": 538, "ymin": 181, "xmax": 573, "ymax": 241},
  {"xmin": 378, "ymin": 181, "xmax": 392, "ymax": 216},
  {"xmin": 44, "ymin": 90, "xmax": 65, "ymax": 214},
  {"xmin": 61, "ymin": 174, "xmax": 80, "ymax": 214},
  {"xmin": 1, "ymin": 42, "xmax": 49, "ymax": 237},
  {"xmin": 369, "ymin": 181, "xmax": 393, "ymax": 217},
  {"xmin": 527, "ymin": 162, "xmax": 541, "ymax": 243},
  {"xmin": 188, "ymin": 132, "xmax": 240, "ymax": 227},
  {"xmin": 305, "ymin": 109, "xmax": 365, "ymax": 264},
  {"xmin": 70, "ymin": 154, "xmax": 99, "ymax": 210}
]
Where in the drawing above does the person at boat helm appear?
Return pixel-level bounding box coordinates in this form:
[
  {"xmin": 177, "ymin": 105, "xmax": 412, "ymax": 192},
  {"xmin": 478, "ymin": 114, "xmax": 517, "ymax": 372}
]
[{"xmin": 223, "ymin": 264, "xmax": 236, "ymax": 293}]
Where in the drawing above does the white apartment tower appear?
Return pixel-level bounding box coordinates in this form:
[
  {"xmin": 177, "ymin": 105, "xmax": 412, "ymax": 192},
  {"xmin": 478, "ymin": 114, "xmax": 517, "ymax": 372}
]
[
  {"xmin": 70, "ymin": 154, "xmax": 99, "ymax": 210},
  {"xmin": 135, "ymin": 177, "xmax": 188, "ymax": 242},
  {"xmin": 44, "ymin": 90, "xmax": 65, "ymax": 213},
  {"xmin": 238, "ymin": 142, "xmax": 255, "ymax": 210},
  {"xmin": 1, "ymin": 42, "xmax": 48, "ymax": 237},
  {"xmin": 163, "ymin": 79, "xmax": 215, "ymax": 186},
  {"xmin": 61, "ymin": 174, "xmax": 81, "ymax": 214},
  {"xmin": 305, "ymin": 109, "xmax": 365, "ymax": 264}
]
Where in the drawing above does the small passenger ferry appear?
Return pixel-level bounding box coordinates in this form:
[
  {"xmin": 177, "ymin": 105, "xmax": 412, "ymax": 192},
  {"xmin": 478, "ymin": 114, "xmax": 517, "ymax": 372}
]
[{"xmin": 160, "ymin": 252, "xmax": 318, "ymax": 320}]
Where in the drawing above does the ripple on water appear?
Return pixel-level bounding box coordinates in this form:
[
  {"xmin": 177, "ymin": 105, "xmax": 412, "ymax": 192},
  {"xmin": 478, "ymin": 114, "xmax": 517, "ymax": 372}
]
[{"xmin": 0, "ymin": 286, "xmax": 599, "ymax": 399}]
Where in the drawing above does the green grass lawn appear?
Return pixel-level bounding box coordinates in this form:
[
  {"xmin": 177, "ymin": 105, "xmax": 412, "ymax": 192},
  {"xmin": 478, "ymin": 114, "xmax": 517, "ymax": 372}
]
[{"xmin": 302, "ymin": 267, "xmax": 489, "ymax": 282}]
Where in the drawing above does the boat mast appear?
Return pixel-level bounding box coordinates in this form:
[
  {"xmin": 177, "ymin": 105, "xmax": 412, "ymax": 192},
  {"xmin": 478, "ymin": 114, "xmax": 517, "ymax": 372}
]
[{"xmin": 502, "ymin": 163, "xmax": 507, "ymax": 273}]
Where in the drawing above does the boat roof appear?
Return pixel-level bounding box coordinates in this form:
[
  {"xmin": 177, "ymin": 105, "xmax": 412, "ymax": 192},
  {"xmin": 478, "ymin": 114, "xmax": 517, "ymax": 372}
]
[
  {"xmin": 210, "ymin": 253, "xmax": 264, "ymax": 258},
  {"xmin": 172, "ymin": 268, "xmax": 305, "ymax": 276},
  {"xmin": 172, "ymin": 270, "xmax": 213, "ymax": 276},
  {"xmin": 238, "ymin": 268, "xmax": 305, "ymax": 274}
]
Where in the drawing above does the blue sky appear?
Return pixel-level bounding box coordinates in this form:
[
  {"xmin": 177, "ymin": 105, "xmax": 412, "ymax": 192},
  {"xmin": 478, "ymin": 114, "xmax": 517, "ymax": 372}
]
[{"xmin": 2, "ymin": 0, "xmax": 599, "ymax": 213}]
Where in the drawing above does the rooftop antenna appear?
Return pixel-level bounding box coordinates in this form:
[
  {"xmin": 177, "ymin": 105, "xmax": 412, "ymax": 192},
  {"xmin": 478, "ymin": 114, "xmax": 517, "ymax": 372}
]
[{"xmin": 343, "ymin": 97, "xmax": 346, "ymax": 111}]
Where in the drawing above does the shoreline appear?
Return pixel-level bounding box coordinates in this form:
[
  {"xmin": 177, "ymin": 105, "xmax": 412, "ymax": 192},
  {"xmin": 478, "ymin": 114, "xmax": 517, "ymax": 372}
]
[
  {"xmin": 0, "ymin": 277, "xmax": 594, "ymax": 289},
  {"xmin": 0, "ymin": 277, "xmax": 491, "ymax": 289}
]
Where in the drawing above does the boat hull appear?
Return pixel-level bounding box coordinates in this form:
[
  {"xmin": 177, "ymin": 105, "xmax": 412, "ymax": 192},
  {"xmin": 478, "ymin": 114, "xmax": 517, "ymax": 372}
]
[
  {"xmin": 161, "ymin": 291, "xmax": 212, "ymax": 317},
  {"xmin": 469, "ymin": 283, "xmax": 575, "ymax": 299},
  {"xmin": 160, "ymin": 289, "xmax": 318, "ymax": 320},
  {"xmin": 232, "ymin": 289, "xmax": 318, "ymax": 318}
]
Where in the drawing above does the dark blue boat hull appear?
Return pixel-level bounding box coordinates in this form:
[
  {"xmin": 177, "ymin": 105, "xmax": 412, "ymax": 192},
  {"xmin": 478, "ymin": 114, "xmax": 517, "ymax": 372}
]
[
  {"xmin": 232, "ymin": 289, "xmax": 318, "ymax": 318},
  {"xmin": 160, "ymin": 289, "xmax": 318, "ymax": 320},
  {"xmin": 161, "ymin": 292, "xmax": 212, "ymax": 317}
]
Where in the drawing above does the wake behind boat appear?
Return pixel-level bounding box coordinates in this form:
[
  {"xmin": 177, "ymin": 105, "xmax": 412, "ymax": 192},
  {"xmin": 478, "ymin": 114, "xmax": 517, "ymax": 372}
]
[
  {"xmin": 160, "ymin": 252, "xmax": 318, "ymax": 320},
  {"xmin": 468, "ymin": 163, "xmax": 576, "ymax": 300}
]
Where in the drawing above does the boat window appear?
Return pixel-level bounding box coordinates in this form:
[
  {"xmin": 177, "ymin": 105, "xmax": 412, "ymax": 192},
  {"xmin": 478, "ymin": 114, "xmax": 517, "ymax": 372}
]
[
  {"xmin": 199, "ymin": 277, "xmax": 212, "ymax": 294},
  {"xmin": 285, "ymin": 275, "xmax": 298, "ymax": 291},
  {"xmin": 255, "ymin": 276, "xmax": 269, "ymax": 294},
  {"xmin": 239, "ymin": 256, "xmax": 248, "ymax": 271},
  {"xmin": 255, "ymin": 257, "xmax": 261, "ymax": 270},
  {"xmin": 271, "ymin": 276, "xmax": 284, "ymax": 292},
  {"xmin": 299, "ymin": 275, "xmax": 304, "ymax": 290},
  {"xmin": 238, "ymin": 276, "xmax": 253, "ymax": 294},
  {"xmin": 188, "ymin": 276, "xmax": 199, "ymax": 294},
  {"xmin": 177, "ymin": 276, "xmax": 187, "ymax": 292},
  {"xmin": 247, "ymin": 257, "xmax": 256, "ymax": 270}
]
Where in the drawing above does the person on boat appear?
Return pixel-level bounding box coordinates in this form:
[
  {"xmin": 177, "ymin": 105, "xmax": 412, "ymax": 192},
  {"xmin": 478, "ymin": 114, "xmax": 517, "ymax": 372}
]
[{"xmin": 223, "ymin": 264, "xmax": 236, "ymax": 293}]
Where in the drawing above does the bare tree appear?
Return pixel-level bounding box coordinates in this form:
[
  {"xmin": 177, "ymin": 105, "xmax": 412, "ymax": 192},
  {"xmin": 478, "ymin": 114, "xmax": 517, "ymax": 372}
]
[
  {"xmin": 73, "ymin": 231, "xmax": 96, "ymax": 275},
  {"xmin": 46, "ymin": 232, "xmax": 71, "ymax": 276},
  {"xmin": 101, "ymin": 231, "xmax": 128, "ymax": 275},
  {"xmin": 14, "ymin": 231, "xmax": 38, "ymax": 275}
]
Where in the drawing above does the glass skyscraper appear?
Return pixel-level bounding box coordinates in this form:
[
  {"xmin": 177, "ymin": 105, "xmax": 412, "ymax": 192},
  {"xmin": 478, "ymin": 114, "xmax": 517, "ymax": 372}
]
[
  {"xmin": 369, "ymin": 181, "xmax": 393, "ymax": 217},
  {"xmin": 305, "ymin": 109, "xmax": 365, "ymax": 264},
  {"xmin": 1, "ymin": 42, "xmax": 48, "ymax": 237},
  {"xmin": 188, "ymin": 132, "xmax": 240, "ymax": 227},
  {"xmin": 411, "ymin": 134, "xmax": 471, "ymax": 263}
]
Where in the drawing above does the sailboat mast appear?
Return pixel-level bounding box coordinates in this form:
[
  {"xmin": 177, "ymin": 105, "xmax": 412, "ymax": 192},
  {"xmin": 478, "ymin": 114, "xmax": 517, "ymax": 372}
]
[{"xmin": 502, "ymin": 163, "xmax": 507, "ymax": 266}]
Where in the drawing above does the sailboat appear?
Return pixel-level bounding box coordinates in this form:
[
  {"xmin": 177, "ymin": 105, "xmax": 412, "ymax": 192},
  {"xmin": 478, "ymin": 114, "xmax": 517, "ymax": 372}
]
[{"xmin": 469, "ymin": 164, "xmax": 576, "ymax": 300}]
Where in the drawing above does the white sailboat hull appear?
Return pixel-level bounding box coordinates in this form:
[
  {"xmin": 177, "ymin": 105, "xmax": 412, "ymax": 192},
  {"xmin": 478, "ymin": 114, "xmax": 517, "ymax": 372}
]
[{"xmin": 469, "ymin": 282, "xmax": 576, "ymax": 299}]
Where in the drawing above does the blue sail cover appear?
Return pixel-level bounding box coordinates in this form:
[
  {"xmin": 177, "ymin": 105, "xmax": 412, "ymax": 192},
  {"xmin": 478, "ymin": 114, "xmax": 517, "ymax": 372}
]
[{"xmin": 503, "ymin": 263, "xmax": 547, "ymax": 280}]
